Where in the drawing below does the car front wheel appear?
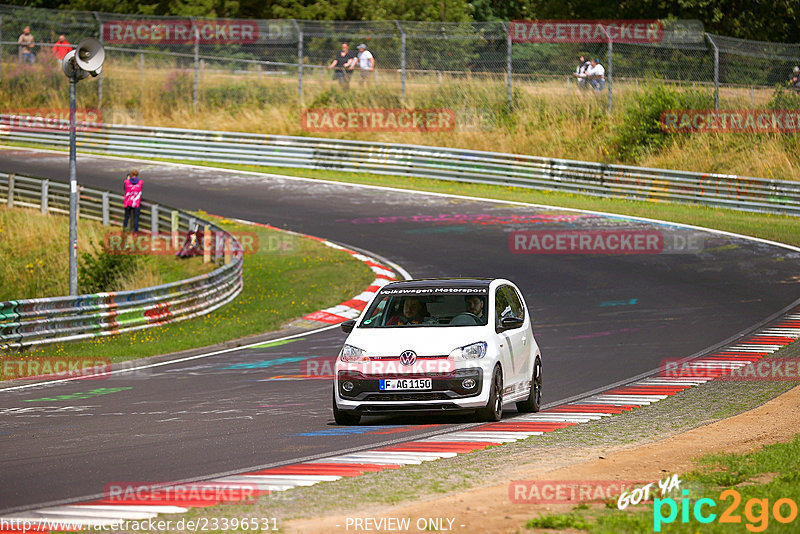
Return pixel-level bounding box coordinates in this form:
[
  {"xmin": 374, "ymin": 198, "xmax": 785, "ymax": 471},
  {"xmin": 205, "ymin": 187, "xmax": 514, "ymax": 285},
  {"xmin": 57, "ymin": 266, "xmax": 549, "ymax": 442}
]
[
  {"xmin": 476, "ymin": 366, "xmax": 503, "ymax": 422},
  {"xmin": 332, "ymin": 388, "xmax": 361, "ymax": 425}
]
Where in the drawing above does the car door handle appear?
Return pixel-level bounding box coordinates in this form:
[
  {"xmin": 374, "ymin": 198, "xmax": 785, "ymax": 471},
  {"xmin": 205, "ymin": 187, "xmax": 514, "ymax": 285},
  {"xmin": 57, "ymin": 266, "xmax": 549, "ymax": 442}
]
[{"xmin": 522, "ymin": 336, "xmax": 527, "ymax": 345}]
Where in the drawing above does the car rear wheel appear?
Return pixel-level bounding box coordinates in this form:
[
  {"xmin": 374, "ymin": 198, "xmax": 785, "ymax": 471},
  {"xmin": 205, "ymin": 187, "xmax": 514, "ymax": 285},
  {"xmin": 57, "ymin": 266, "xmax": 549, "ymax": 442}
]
[
  {"xmin": 332, "ymin": 388, "xmax": 361, "ymax": 425},
  {"xmin": 476, "ymin": 366, "xmax": 503, "ymax": 422},
  {"xmin": 516, "ymin": 357, "xmax": 542, "ymax": 413}
]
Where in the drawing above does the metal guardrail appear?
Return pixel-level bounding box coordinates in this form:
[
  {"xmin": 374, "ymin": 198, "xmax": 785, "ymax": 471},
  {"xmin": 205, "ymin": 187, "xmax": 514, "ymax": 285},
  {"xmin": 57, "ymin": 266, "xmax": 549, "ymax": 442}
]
[
  {"xmin": 1, "ymin": 116, "xmax": 799, "ymax": 216},
  {"xmin": 0, "ymin": 171, "xmax": 243, "ymax": 350}
]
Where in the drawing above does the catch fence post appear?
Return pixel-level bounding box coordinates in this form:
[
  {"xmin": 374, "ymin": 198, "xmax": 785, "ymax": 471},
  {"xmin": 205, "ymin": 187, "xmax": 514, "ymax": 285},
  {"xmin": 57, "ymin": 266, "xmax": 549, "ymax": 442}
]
[
  {"xmin": 395, "ymin": 21, "xmax": 406, "ymax": 100},
  {"xmin": 292, "ymin": 19, "xmax": 303, "ymax": 103},
  {"xmin": 93, "ymin": 12, "xmax": 104, "ymax": 109},
  {"xmin": 705, "ymin": 33, "xmax": 719, "ymax": 110}
]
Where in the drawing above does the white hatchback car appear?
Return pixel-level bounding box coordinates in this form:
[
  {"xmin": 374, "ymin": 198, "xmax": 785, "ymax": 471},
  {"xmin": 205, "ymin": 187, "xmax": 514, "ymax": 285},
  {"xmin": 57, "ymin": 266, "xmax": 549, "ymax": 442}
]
[{"xmin": 333, "ymin": 278, "xmax": 542, "ymax": 425}]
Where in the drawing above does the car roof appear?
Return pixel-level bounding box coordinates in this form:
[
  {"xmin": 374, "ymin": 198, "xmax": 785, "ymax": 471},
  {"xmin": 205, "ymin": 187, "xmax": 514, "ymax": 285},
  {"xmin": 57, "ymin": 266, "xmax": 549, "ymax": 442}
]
[{"xmin": 382, "ymin": 278, "xmax": 495, "ymax": 289}]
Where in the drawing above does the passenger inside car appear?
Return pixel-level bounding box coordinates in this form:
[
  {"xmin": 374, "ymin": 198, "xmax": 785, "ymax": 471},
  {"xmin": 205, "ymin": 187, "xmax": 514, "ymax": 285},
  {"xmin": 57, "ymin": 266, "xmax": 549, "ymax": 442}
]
[{"xmin": 387, "ymin": 297, "xmax": 428, "ymax": 325}]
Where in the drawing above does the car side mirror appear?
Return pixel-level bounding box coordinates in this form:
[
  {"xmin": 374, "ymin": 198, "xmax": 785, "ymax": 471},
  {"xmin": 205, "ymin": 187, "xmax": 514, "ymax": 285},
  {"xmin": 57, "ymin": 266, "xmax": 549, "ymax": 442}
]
[
  {"xmin": 340, "ymin": 319, "xmax": 356, "ymax": 333},
  {"xmin": 499, "ymin": 316, "xmax": 524, "ymax": 331}
]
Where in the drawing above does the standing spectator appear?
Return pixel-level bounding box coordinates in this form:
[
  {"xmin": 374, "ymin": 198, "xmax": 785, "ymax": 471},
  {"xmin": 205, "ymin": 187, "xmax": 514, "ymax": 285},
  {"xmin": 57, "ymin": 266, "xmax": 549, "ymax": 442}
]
[
  {"xmin": 356, "ymin": 43, "xmax": 375, "ymax": 86},
  {"xmin": 328, "ymin": 42, "xmax": 356, "ymax": 89},
  {"xmin": 18, "ymin": 26, "xmax": 35, "ymax": 65},
  {"xmin": 573, "ymin": 55, "xmax": 590, "ymax": 88},
  {"xmin": 790, "ymin": 66, "xmax": 800, "ymax": 91},
  {"xmin": 123, "ymin": 170, "xmax": 143, "ymax": 233},
  {"xmin": 52, "ymin": 35, "xmax": 72, "ymax": 62},
  {"xmin": 584, "ymin": 58, "xmax": 606, "ymax": 91}
]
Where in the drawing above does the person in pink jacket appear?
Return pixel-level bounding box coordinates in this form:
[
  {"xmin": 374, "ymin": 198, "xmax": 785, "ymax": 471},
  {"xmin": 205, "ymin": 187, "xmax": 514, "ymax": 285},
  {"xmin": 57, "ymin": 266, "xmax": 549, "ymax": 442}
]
[{"xmin": 123, "ymin": 170, "xmax": 143, "ymax": 232}]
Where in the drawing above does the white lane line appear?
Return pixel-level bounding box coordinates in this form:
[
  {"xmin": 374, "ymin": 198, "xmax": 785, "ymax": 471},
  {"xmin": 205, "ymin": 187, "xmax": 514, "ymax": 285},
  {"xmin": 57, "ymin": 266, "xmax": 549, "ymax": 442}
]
[
  {"xmin": 213, "ymin": 475, "xmax": 333, "ymax": 487},
  {"xmin": 219, "ymin": 473, "xmax": 342, "ymax": 483},
  {"xmin": 456, "ymin": 431, "xmax": 543, "ymax": 440},
  {"xmin": 34, "ymin": 507, "xmax": 155, "ymax": 519},
  {"xmin": 533, "ymin": 412, "xmax": 614, "ymax": 417},
  {"xmin": 511, "ymin": 415, "xmax": 604, "ymax": 423},
  {"xmin": 304, "ymin": 456, "xmax": 419, "ymax": 465},
  {"xmin": 75, "ymin": 505, "xmax": 189, "ymax": 514},
  {"xmin": 639, "ymin": 379, "xmax": 710, "ymax": 385}
]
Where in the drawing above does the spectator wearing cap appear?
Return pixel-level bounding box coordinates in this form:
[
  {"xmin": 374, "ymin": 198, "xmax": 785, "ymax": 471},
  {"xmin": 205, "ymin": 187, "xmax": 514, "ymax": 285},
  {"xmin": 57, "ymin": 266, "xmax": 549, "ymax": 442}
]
[
  {"xmin": 356, "ymin": 43, "xmax": 375, "ymax": 86},
  {"xmin": 52, "ymin": 35, "xmax": 72, "ymax": 63},
  {"xmin": 583, "ymin": 58, "xmax": 606, "ymax": 91},
  {"xmin": 573, "ymin": 55, "xmax": 591, "ymax": 88},
  {"xmin": 790, "ymin": 66, "xmax": 800, "ymax": 91}
]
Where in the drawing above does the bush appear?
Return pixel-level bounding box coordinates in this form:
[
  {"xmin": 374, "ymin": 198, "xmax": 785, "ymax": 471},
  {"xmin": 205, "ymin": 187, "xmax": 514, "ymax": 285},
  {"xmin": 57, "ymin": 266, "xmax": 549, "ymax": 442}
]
[
  {"xmin": 78, "ymin": 241, "xmax": 138, "ymax": 294},
  {"xmin": 766, "ymin": 85, "xmax": 800, "ymax": 110},
  {"xmin": 611, "ymin": 84, "xmax": 712, "ymax": 162}
]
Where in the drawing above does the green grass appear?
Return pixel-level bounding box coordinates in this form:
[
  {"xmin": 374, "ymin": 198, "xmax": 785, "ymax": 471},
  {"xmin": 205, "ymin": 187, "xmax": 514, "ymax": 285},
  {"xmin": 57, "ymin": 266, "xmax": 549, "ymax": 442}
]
[
  {"xmin": 8, "ymin": 217, "xmax": 374, "ymax": 365},
  {"xmin": 526, "ymin": 513, "xmax": 590, "ymax": 530},
  {"xmin": 522, "ymin": 434, "xmax": 800, "ymax": 533}
]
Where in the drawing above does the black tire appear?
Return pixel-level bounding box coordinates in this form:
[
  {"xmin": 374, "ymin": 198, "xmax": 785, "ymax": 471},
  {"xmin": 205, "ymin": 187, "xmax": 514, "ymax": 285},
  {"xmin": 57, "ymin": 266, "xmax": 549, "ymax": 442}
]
[
  {"xmin": 516, "ymin": 357, "xmax": 542, "ymax": 413},
  {"xmin": 476, "ymin": 366, "xmax": 503, "ymax": 422},
  {"xmin": 332, "ymin": 388, "xmax": 361, "ymax": 425}
]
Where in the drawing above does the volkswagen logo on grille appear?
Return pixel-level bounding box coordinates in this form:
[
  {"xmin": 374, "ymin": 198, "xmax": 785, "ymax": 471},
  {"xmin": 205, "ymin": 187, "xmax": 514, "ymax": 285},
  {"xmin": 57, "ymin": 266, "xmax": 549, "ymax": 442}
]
[{"xmin": 399, "ymin": 350, "xmax": 417, "ymax": 366}]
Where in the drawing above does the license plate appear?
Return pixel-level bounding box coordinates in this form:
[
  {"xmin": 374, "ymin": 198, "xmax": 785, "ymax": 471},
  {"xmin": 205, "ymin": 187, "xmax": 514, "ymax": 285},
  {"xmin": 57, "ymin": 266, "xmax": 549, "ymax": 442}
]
[{"xmin": 380, "ymin": 378, "xmax": 432, "ymax": 391}]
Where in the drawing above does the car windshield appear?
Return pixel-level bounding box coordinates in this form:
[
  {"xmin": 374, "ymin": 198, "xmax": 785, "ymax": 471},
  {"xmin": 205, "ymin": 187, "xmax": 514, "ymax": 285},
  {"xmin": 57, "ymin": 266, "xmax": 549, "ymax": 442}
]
[{"xmin": 359, "ymin": 287, "xmax": 489, "ymax": 328}]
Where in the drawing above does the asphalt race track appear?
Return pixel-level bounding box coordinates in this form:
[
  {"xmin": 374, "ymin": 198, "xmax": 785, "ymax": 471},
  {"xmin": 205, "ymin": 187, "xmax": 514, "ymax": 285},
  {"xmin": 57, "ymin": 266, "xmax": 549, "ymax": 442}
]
[{"xmin": 1, "ymin": 149, "xmax": 798, "ymax": 512}]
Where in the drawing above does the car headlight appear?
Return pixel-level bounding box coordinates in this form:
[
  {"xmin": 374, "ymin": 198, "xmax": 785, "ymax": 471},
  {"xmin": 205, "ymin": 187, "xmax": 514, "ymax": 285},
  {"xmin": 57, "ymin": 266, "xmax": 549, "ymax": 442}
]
[
  {"xmin": 339, "ymin": 344, "xmax": 368, "ymax": 362},
  {"xmin": 448, "ymin": 341, "xmax": 487, "ymax": 361}
]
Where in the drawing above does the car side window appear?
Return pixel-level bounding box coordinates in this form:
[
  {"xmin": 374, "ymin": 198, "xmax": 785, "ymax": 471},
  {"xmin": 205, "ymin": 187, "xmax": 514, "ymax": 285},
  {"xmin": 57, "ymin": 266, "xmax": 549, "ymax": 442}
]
[
  {"xmin": 495, "ymin": 286, "xmax": 511, "ymax": 327},
  {"xmin": 506, "ymin": 286, "xmax": 525, "ymax": 319}
]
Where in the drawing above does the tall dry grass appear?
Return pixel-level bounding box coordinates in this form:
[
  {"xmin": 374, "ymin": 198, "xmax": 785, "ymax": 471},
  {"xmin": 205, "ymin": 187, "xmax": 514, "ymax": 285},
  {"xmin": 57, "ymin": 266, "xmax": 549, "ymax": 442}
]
[
  {"xmin": 2, "ymin": 54, "xmax": 798, "ymax": 181},
  {"xmin": 0, "ymin": 206, "xmax": 213, "ymax": 300}
]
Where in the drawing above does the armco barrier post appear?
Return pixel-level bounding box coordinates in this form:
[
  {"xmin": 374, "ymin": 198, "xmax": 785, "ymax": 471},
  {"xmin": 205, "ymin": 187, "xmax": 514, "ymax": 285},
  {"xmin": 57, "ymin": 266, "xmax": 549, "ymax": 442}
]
[
  {"xmin": 41, "ymin": 179, "xmax": 49, "ymax": 214},
  {"xmin": 7, "ymin": 174, "xmax": 14, "ymax": 208},
  {"xmin": 101, "ymin": 191, "xmax": 109, "ymax": 225},
  {"xmin": 203, "ymin": 224, "xmax": 211, "ymax": 263},
  {"xmin": 151, "ymin": 204, "xmax": 159, "ymax": 234},
  {"xmin": 171, "ymin": 210, "xmax": 180, "ymax": 249}
]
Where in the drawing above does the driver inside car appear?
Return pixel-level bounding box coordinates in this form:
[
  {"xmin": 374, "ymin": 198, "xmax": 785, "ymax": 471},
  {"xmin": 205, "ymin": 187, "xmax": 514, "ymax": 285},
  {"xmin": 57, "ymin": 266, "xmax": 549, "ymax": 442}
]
[
  {"xmin": 387, "ymin": 297, "xmax": 427, "ymax": 325},
  {"xmin": 464, "ymin": 294, "xmax": 485, "ymax": 319}
]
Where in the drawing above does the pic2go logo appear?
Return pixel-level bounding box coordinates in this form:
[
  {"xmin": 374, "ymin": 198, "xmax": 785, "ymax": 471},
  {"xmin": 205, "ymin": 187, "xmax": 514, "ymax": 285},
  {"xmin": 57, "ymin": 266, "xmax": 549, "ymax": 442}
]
[{"xmin": 654, "ymin": 489, "xmax": 798, "ymax": 532}]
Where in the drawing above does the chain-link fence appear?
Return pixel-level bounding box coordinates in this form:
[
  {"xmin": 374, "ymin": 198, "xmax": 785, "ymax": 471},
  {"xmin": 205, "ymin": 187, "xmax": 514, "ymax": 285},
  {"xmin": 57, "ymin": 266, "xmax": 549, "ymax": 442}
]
[{"xmin": 0, "ymin": 4, "xmax": 798, "ymax": 128}]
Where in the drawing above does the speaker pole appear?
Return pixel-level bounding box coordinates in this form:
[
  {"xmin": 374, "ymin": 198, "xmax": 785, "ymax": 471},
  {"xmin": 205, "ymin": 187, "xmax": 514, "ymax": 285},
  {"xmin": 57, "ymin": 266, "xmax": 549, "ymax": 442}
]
[{"xmin": 68, "ymin": 70, "xmax": 79, "ymax": 296}]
